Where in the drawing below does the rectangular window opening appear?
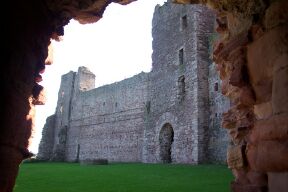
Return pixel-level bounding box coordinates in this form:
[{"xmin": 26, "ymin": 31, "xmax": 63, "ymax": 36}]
[
  {"xmin": 177, "ymin": 76, "xmax": 185, "ymax": 102},
  {"xmin": 214, "ymin": 82, "xmax": 218, "ymax": 92},
  {"xmin": 180, "ymin": 15, "xmax": 188, "ymax": 31},
  {"xmin": 179, "ymin": 48, "xmax": 184, "ymax": 65}
]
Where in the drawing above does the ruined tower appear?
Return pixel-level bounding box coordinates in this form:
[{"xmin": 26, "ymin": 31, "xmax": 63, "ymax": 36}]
[
  {"xmin": 142, "ymin": 2, "xmax": 220, "ymax": 163},
  {"xmin": 38, "ymin": 67, "xmax": 96, "ymax": 161}
]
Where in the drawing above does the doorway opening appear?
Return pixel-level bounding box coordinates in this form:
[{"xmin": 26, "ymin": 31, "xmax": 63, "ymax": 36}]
[{"xmin": 159, "ymin": 123, "xmax": 174, "ymax": 163}]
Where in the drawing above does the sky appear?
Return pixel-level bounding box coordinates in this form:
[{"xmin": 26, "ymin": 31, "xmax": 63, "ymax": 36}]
[{"xmin": 30, "ymin": 0, "xmax": 167, "ymax": 154}]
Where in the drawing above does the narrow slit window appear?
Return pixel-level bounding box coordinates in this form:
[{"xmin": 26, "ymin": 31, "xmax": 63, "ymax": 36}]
[
  {"xmin": 180, "ymin": 15, "xmax": 187, "ymax": 31},
  {"xmin": 179, "ymin": 48, "xmax": 184, "ymax": 65},
  {"xmin": 179, "ymin": 76, "xmax": 185, "ymax": 95},
  {"xmin": 214, "ymin": 82, "xmax": 218, "ymax": 91},
  {"xmin": 177, "ymin": 76, "xmax": 185, "ymax": 102},
  {"xmin": 146, "ymin": 101, "xmax": 151, "ymax": 114}
]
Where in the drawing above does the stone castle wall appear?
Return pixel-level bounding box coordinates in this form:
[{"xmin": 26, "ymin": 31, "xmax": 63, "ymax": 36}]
[
  {"xmin": 51, "ymin": 71, "xmax": 76, "ymax": 160},
  {"xmin": 143, "ymin": 3, "xmax": 217, "ymax": 163},
  {"xmin": 208, "ymin": 63, "xmax": 230, "ymax": 162},
  {"xmin": 38, "ymin": 2, "xmax": 229, "ymax": 164},
  {"xmin": 37, "ymin": 115, "xmax": 56, "ymax": 160},
  {"xmin": 68, "ymin": 72, "xmax": 149, "ymax": 162}
]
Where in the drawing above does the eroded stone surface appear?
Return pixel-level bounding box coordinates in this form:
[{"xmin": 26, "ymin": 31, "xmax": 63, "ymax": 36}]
[
  {"xmin": 38, "ymin": 3, "xmax": 230, "ymax": 164},
  {"xmin": 268, "ymin": 172, "xmax": 288, "ymax": 192},
  {"xmin": 177, "ymin": 0, "xmax": 288, "ymax": 191},
  {"xmin": 4, "ymin": 0, "xmax": 288, "ymax": 191},
  {"xmin": 227, "ymin": 145, "xmax": 245, "ymax": 169}
]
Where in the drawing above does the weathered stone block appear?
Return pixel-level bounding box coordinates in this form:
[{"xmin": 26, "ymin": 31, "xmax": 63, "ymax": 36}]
[
  {"xmin": 238, "ymin": 86, "xmax": 255, "ymax": 107},
  {"xmin": 226, "ymin": 13, "xmax": 252, "ymax": 39},
  {"xmin": 272, "ymin": 54, "xmax": 288, "ymax": 114},
  {"xmin": 264, "ymin": 0, "xmax": 288, "ymax": 30},
  {"xmin": 247, "ymin": 25, "xmax": 288, "ymax": 104},
  {"xmin": 254, "ymin": 101, "xmax": 272, "ymax": 120},
  {"xmin": 227, "ymin": 145, "xmax": 245, "ymax": 169},
  {"xmin": 214, "ymin": 32, "xmax": 248, "ymax": 66},
  {"xmin": 222, "ymin": 106, "xmax": 253, "ymax": 129},
  {"xmin": 250, "ymin": 24, "xmax": 264, "ymax": 41},
  {"xmin": 232, "ymin": 168, "xmax": 249, "ymax": 184},
  {"xmin": 228, "ymin": 47, "xmax": 245, "ymax": 87},
  {"xmin": 222, "ymin": 109, "xmax": 237, "ymax": 129},
  {"xmin": 229, "ymin": 127, "xmax": 249, "ymax": 145},
  {"xmin": 268, "ymin": 172, "xmax": 288, "ymax": 192},
  {"xmin": 247, "ymin": 141, "xmax": 288, "ymax": 172},
  {"xmin": 247, "ymin": 171, "xmax": 267, "ymax": 186},
  {"xmin": 249, "ymin": 113, "xmax": 288, "ymax": 143}
]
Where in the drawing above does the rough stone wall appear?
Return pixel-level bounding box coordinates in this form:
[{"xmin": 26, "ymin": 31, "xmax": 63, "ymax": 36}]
[
  {"xmin": 144, "ymin": 2, "xmax": 202, "ymax": 163},
  {"xmin": 194, "ymin": 6, "xmax": 217, "ymax": 163},
  {"xmin": 176, "ymin": 0, "xmax": 288, "ymax": 191},
  {"xmin": 213, "ymin": 1, "xmax": 288, "ymax": 191},
  {"xmin": 143, "ymin": 3, "xmax": 223, "ymax": 164},
  {"xmin": 70, "ymin": 72, "xmax": 148, "ymax": 162},
  {"xmin": 4, "ymin": 0, "xmax": 287, "ymax": 191},
  {"xmin": 65, "ymin": 67, "xmax": 96, "ymax": 162},
  {"xmin": 76, "ymin": 66, "xmax": 95, "ymax": 91},
  {"xmin": 39, "ymin": 2, "xmax": 229, "ymax": 164},
  {"xmin": 208, "ymin": 63, "xmax": 230, "ymax": 163},
  {"xmin": 51, "ymin": 71, "xmax": 76, "ymax": 161},
  {"xmin": 37, "ymin": 115, "xmax": 56, "ymax": 160}
]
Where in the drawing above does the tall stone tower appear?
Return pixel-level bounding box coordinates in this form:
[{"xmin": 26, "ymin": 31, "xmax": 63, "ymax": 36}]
[
  {"xmin": 38, "ymin": 67, "xmax": 95, "ymax": 161},
  {"xmin": 142, "ymin": 2, "xmax": 216, "ymax": 163},
  {"xmin": 65, "ymin": 67, "xmax": 95, "ymax": 161}
]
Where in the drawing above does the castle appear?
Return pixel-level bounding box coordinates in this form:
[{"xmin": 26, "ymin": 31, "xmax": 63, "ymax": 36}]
[{"xmin": 38, "ymin": 2, "xmax": 229, "ymax": 164}]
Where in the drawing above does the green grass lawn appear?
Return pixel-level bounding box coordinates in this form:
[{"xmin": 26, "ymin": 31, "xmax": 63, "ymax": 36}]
[{"xmin": 14, "ymin": 163, "xmax": 233, "ymax": 192}]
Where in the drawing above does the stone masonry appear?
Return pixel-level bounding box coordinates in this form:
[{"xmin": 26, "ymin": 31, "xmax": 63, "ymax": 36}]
[{"xmin": 38, "ymin": 2, "xmax": 230, "ymax": 164}]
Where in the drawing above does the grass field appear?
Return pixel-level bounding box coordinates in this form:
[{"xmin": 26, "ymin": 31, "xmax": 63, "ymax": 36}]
[{"xmin": 14, "ymin": 163, "xmax": 233, "ymax": 192}]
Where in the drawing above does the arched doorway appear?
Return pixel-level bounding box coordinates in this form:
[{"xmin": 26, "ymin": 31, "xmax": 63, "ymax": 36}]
[{"xmin": 159, "ymin": 123, "xmax": 174, "ymax": 163}]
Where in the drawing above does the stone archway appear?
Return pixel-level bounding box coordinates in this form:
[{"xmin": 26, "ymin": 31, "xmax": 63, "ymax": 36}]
[
  {"xmin": 159, "ymin": 123, "xmax": 174, "ymax": 163},
  {"xmin": 4, "ymin": 0, "xmax": 288, "ymax": 192}
]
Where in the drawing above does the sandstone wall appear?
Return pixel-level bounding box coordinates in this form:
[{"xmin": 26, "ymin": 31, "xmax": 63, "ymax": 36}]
[{"xmin": 174, "ymin": 0, "xmax": 288, "ymax": 191}]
